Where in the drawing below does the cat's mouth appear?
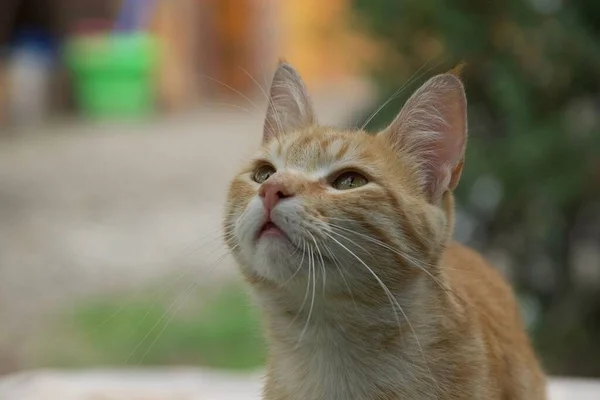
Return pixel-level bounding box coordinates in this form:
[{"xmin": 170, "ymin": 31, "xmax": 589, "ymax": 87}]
[{"xmin": 258, "ymin": 221, "xmax": 287, "ymax": 239}]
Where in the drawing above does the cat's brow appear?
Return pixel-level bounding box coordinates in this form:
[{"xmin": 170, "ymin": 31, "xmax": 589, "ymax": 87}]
[{"xmin": 284, "ymin": 134, "xmax": 362, "ymax": 170}]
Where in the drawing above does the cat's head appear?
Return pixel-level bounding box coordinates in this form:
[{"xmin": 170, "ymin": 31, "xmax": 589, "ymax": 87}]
[{"xmin": 223, "ymin": 62, "xmax": 467, "ymax": 291}]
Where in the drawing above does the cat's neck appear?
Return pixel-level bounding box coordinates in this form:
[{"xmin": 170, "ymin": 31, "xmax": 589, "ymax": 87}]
[{"xmin": 254, "ymin": 271, "xmax": 453, "ymax": 399}]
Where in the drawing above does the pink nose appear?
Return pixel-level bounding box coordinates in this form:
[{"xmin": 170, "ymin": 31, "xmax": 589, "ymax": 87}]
[{"xmin": 259, "ymin": 180, "xmax": 294, "ymax": 215}]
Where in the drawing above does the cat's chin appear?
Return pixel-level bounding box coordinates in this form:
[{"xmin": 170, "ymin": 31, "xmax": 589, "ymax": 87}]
[{"xmin": 248, "ymin": 238, "xmax": 305, "ymax": 283}]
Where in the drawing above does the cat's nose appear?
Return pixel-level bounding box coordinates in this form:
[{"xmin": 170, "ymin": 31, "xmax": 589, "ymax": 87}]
[{"xmin": 259, "ymin": 180, "xmax": 294, "ymax": 215}]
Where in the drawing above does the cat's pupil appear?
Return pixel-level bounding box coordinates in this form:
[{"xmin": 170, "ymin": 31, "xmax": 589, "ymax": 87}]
[
  {"xmin": 254, "ymin": 165, "xmax": 276, "ymax": 183},
  {"xmin": 332, "ymin": 171, "xmax": 367, "ymax": 190}
]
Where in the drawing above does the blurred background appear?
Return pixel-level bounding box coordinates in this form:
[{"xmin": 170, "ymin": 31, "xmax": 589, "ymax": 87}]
[{"xmin": 0, "ymin": 0, "xmax": 599, "ymax": 393}]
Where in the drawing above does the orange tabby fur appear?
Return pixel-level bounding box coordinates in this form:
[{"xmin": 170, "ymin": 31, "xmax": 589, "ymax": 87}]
[{"xmin": 223, "ymin": 62, "xmax": 546, "ymax": 399}]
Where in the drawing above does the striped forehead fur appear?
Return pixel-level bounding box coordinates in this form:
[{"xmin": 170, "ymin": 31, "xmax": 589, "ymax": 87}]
[{"xmin": 262, "ymin": 128, "xmax": 364, "ymax": 174}]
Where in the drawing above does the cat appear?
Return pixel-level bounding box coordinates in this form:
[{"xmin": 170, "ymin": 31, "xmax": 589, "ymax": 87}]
[{"xmin": 223, "ymin": 61, "xmax": 546, "ymax": 399}]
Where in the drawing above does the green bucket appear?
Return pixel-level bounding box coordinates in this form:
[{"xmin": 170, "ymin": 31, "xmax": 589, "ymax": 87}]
[{"xmin": 66, "ymin": 33, "xmax": 158, "ymax": 118}]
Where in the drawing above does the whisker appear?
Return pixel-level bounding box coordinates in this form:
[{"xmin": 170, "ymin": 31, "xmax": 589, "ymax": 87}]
[
  {"xmin": 200, "ymin": 74, "xmax": 262, "ymax": 113},
  {"xmin": 324, "ymin": 231, "xmax": 439, "ymax": 393},
  {"xmin": 232, "ymin": 204, "xmax": 254, "ymax": 237},
  {"xmin": 307, "ymin": 231, "xmax": 327, "ymax": 295},
  {"xmin": 327, "ymin": 222, "xmax": 449, "ymax": 295},
  {"xmin": 239, "ymin": 66, "xmax": 282, "ymax": 138},
  {"xmin": 125, "ymin": 277, "xmax": 197, "ymax": 364},
  {"xmin": 135, "ymin": 279, "xmax": 200, "ymax": 365},
  {"xmin": 239, "ymin": 66, "xmax": 270, "ymax": 103},
  {"xmin": 297, "ymin": 243, "xmax": 317, "ymax": 346},
  {"xmin": 287, "ymin": 243, "xmax": 313, "ymax": 330},
  {"xmin": 325, "ymin": 231, "xmax": 402, "ymax": 325},
  {"xmin": 289, "ymin": 236, "xmax": 304, "ymax": 257},
  {"xmin": 238, "ymin": 66, "xmax": 283, "ymax": 138},
  {"xmin": 359, "ymin": 59, "xmax": 442, "ymax": 131},
  {"xmin": 210, "ymin": 102, "xmax": 258, "ymax": 118},
  {"xmin": 128, "ymin": 250, "xmax": 233, "ymax": 364},
  {"xmin": 322, "ymin": 242, "xmax": 358, "ymax": 312},
  {"xmin": 42, "ymin": 225, "xmax": 230, "ymax": 366},
  {"xmin": 283, "ymin": 239, "xmax": 307, "ymax": 286},
  {"xmin": 79, "ymin": 225, "xmax": 229, "ymax": 336}
]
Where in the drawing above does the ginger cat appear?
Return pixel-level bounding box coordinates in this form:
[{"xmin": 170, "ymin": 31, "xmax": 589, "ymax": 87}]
[{"xmin": 223, "ymin": 61, "xmax": 546, "ymax": 399}]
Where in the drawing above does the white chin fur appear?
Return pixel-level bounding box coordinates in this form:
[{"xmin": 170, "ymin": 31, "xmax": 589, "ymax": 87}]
[{"xmin": 235, "ymin": 196, "xmax": 307, "ymax": 283}]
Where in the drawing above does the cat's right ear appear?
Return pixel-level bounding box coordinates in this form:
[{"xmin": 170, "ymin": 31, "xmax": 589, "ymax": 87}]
[
  {"xmin": 380, "ymin": 72, "xmax": 467, "ymax": 203},
  {"xmin": 263, "ymin": 61, "xmax": 316, "ymax": 143}
]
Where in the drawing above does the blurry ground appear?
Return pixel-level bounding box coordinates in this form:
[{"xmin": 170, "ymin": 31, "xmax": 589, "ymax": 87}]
[
  {"xmin": 0, "ymin": 369, "xmax": 599, "ymax": 400},
  {"xmin": 0, "ymin": 79, "xmax": 374, "ymax": 372}
]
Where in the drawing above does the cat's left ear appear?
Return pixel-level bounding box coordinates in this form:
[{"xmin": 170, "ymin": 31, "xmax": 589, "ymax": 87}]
[
  {"xmin": 380, "ymin": 72, "xmax": 467, "ymax": 203},
  {"xmin": 263, "ymin": 61, "xmax": 316, "ymax": 143}
]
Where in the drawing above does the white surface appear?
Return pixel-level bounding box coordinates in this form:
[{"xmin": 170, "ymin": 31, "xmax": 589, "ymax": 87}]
[
  {"xmin": 0, "ymin": 368, "xmax": 262, "ymax": 400},
  {"xmin": 0, "ymin": 369, "xmax": 598, "ymax": 400},
  {"xmin": 548, "ymin": 377, "xmax": 600, "ymax": 400}
]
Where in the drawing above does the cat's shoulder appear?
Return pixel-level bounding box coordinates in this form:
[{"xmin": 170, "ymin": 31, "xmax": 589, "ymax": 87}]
[
  {"xmin": 443, "ymin": 242, "xmax": 505, "ymax": 279},
  {"xmin": 442, "ymin": 242, "xmax": 516, "ymax": 309},
  {"xmin": 441, "ymin": 245, "xmax": 546, "ymax": 398}
]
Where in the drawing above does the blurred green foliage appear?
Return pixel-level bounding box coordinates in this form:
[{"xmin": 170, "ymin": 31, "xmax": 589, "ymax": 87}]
[
  {"xmin": 41, "ymin": 284, "xmax": 266, "ymax": 371},
  {"xmin": 353, "ymin": 0, "xmax": 600, "ymax": 376}
]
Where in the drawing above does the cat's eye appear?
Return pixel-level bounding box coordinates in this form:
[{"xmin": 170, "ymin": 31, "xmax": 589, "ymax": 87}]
[
  {"xmin": 332, "ymin": 171, "xmax": 368, "ymax": 190},
  {"xmin": 253, "ymin": 164, "xmax": 276, "ymax": 183}
]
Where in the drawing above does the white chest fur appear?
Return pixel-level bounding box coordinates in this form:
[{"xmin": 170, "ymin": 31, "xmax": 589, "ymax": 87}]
[
  {"xmin": 269, "ymin": 321, "xmax": 435, "ymax": 400},
  {"xmin": 259, "ymin": 288, "xmax": 437, "ymax": 400}
]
